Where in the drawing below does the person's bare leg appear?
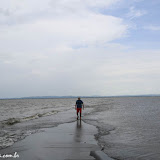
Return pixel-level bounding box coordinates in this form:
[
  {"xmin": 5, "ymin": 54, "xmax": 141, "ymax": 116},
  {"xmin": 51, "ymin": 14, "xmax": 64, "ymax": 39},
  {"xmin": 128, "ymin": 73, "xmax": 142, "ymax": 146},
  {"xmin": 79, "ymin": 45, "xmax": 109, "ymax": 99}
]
[
  {"xmin": 80, "ymin": 109, "xmax": 81, "ymax": 119},
  {"xmin": 77, "ymin": 110, "xmax": 79, "ymax": 120}
]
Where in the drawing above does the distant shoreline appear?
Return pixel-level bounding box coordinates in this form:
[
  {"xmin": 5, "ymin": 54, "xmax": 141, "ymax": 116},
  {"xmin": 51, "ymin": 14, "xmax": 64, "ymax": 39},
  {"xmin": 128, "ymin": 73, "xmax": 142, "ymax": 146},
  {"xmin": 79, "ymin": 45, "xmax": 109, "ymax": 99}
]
[{"xmin": 0, "ymin": 95, "xmax": 160, "ymax": 100}]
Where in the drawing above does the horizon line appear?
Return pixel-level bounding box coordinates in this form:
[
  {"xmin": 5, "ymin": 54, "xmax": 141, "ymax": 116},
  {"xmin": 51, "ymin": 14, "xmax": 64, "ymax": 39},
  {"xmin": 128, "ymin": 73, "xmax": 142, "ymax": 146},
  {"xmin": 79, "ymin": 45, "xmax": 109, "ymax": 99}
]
[{"xmin": 0, "ymin": 94, "xmax": 160, "ymax": 100}]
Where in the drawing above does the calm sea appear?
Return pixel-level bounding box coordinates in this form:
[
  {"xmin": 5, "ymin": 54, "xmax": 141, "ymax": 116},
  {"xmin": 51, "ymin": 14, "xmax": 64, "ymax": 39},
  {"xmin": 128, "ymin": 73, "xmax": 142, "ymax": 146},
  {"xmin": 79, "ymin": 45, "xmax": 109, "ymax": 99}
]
[{"xmin": 0, "ymin": 97, "xmax": 160, "ymax": 160}]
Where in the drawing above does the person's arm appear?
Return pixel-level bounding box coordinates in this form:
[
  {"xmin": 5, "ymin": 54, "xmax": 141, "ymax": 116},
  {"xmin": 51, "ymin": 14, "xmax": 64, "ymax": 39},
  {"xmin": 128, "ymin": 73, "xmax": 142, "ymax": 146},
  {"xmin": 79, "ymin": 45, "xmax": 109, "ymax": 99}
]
[
  {"xmin": 75, "ymin": 104, "xmax": 77, "ymax": 110},
  {"xmin": 83, "ymin": 104, "xmax": 84, "ymax": 110}
]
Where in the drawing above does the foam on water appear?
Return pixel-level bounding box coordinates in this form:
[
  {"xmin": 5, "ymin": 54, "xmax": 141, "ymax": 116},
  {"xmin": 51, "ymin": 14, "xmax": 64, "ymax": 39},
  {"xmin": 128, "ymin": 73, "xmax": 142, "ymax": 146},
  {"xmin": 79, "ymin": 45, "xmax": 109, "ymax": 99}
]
[{"xmin": 0, "ymin": 137, "xmax": 14, "ymax": 149}]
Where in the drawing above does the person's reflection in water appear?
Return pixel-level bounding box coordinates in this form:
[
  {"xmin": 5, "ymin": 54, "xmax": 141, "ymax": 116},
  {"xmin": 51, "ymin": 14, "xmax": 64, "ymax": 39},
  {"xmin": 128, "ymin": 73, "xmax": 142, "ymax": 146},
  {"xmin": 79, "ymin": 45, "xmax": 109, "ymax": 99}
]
[
  {"xmin": 77, "ymin": 119, "xmax": 82, "ymax": 128},
  {"xmin": 74, "ymin": 120, "xmax": 83, "ymax": 143},
  {"xmin": 69, "ymin": 120, "xmax": 83, "ymax": 158}
]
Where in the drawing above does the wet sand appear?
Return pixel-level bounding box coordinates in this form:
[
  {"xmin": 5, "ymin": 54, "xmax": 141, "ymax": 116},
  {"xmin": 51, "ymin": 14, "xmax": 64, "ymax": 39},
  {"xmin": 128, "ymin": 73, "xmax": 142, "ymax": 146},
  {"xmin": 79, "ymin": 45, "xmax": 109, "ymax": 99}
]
[{"xmin": 0, "ymin": 120, "xmax": 100, "ymax": 160}]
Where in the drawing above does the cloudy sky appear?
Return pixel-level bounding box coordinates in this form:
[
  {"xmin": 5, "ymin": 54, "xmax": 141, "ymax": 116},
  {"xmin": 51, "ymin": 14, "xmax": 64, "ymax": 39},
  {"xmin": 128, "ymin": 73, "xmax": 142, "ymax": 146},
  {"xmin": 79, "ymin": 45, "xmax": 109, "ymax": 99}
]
[{"xmin": 0, "ymin": 0, "xmax": 160, "ymax": 98}]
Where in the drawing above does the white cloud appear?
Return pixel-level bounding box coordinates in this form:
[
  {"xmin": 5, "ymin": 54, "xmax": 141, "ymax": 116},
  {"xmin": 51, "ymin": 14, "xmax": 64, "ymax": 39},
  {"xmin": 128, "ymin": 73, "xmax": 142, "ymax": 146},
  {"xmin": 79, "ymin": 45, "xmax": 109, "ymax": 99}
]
[
  {"xmin": 0, "ymin": 0, "xmax": 159, "ymax": 97},
  {"xmin": 50, "ymin": 0, "xmax": 120, "ymax": 11},
  {"xmin": 127, "ymin": 6, "xmax": 147, "ymax": 19},
  {"xmin": 0, "ymin": 0, "xmax": 121, "ymax": 25},
  {"xmin": 0, "ymin": 0, "xmax": 128, "ymax": 53},
  {"xmin": 2, "ymin": 44, "xmax": 160, "ymax": 96}
]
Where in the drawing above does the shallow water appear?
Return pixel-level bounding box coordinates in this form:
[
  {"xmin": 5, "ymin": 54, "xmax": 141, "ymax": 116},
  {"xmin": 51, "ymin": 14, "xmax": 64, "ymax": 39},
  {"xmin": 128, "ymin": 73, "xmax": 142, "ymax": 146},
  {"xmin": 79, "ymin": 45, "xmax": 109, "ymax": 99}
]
[
  {"xmin": 1, "ymin": 121, "xmax": 99, "ymax": 160},
  {"xmin": 0, "ymin": 97, "xmax": 160, "ymax": 160}
]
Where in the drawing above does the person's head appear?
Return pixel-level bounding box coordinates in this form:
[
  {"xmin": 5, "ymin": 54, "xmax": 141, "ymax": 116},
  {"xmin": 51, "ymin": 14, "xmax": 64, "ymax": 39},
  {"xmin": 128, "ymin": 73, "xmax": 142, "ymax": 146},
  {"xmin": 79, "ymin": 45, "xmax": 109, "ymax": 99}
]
[{"xmin": 78, "ymin": 97, "xmax": 80, "ymax": 100}]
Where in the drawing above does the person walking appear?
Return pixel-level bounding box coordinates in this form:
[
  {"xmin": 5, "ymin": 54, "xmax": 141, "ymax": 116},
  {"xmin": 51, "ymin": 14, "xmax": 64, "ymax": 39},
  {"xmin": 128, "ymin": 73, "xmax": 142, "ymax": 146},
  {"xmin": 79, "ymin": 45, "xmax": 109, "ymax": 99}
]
[{"xmin": 75, "ymin": 97, "xmax": 84, "ymax": 120}]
